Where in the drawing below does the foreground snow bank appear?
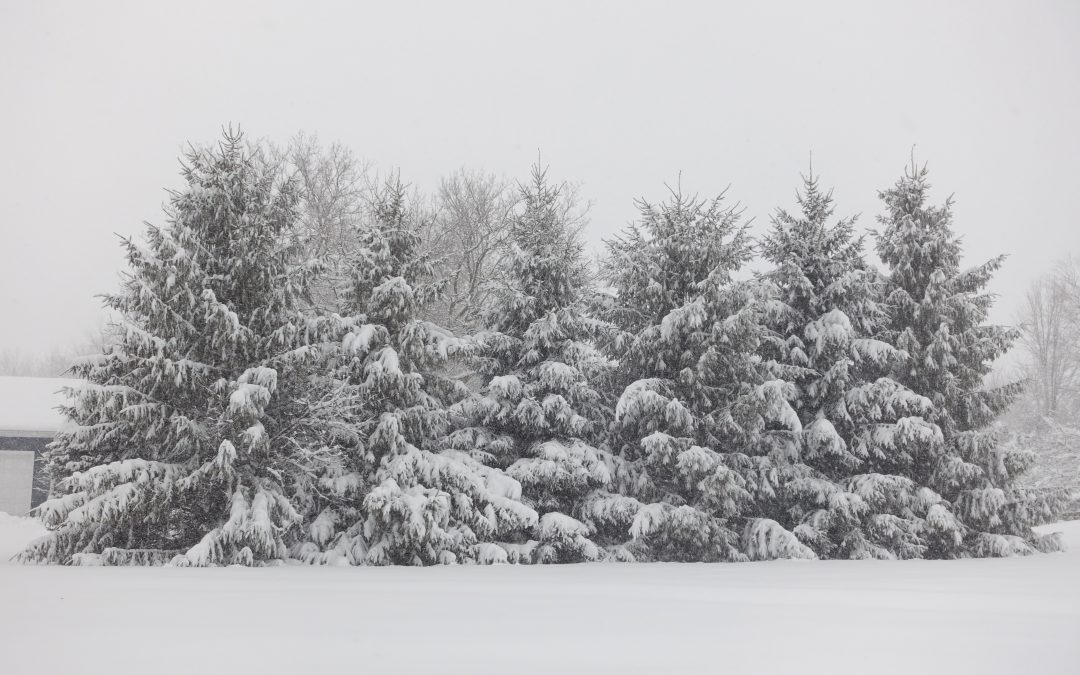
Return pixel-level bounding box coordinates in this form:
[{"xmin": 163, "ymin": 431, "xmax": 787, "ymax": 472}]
[{"xmin": 0, "ymin": 518, "xmax": 1077, "ymax": 675}]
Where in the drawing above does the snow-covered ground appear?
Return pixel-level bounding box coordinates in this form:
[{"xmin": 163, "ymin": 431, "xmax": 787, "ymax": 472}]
[{"xmin": 1, "ymin": 515, "xmax": 1077, "ymax": 675}]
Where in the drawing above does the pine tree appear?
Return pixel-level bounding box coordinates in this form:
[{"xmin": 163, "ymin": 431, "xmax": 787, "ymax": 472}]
[
  {"xmin": 875, "ymin": 163, "xmax": 1066, "ymax": 556},
  {"xmin": 762, "ymin": 173, "xmax": 959, "ymax": 559},
  {"xmin": 25, "ymin": 130, "xmax": 334, "ymax": 566},
  {"xmin": 292, "ymin": 178, "xmax": 537, "ymax": 566},
  {"xmin": 445, "ymin": 165, "xmax": 614, "ymax": 562},
  {"xmin": 596, "ymin": 187, "xmax": 811, "ymax": 562}
]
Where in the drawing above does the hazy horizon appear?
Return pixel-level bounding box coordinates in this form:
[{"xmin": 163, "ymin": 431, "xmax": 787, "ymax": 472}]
[{"xmin": 2, "ymin": 0, "xmax": 1078, "ymax": 360}]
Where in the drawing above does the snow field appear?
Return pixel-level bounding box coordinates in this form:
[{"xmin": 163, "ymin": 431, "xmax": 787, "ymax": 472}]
[{"xmin": 1, "ymin": 515, "xmax": 1077, "ymax": 675}]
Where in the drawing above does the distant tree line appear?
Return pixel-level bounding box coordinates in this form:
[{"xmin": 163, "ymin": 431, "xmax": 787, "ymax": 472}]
[
  {"xmin": 0, "ymin": 332, "xmax": 110, "ymax": 378},
  {"xmin": 21, "ymin": 128, "xmax": 1069, "ymax": 566},
  {"xmin": 1006, "ymin": 257, "xmax": 1080, "ymax": 516}
]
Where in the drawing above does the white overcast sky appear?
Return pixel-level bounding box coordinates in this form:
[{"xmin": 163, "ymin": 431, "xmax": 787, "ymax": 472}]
[{"xmin": 1, "ymin": 0, "xmax": 1078, "ymax": 357}]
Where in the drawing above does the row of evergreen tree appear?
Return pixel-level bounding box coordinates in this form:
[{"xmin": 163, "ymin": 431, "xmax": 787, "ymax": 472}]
[{"xmin": 23, "ymin": 130, "xmax": 1067, "ymax": 566}]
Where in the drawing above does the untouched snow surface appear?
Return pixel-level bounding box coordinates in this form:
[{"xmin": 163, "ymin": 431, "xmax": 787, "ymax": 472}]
[{"xmin": 1, "ymin": 515, "xmax": 1077, "ymax": 675}]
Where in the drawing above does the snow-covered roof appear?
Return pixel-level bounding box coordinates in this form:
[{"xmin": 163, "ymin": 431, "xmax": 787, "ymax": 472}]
[{"xmin": 0, "ymin": 376, "xmax": 79, "ymax": 437}]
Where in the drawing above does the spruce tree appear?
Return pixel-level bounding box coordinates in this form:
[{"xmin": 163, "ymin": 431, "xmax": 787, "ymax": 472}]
[
  {"xmin": 762, "ymin": 173, "xmax": 959, "ymax": 559},
  {"xmin": 25, "ymin": 130, "xmax": 332, "ymax": 566},
  {"xmin": 875, "ymin": 163, "xmax": 1065, "ymax": 556},
  {"xmin": 446, "ymin": 165, "xmax": 614, "ymax": 562},
  {"xmin": 595, "ymin": 188, "xmax": 811, "ymax": 562},
  {"xmin": 293, "ymin": 178, "xmax": 537, "ymax": 566}
]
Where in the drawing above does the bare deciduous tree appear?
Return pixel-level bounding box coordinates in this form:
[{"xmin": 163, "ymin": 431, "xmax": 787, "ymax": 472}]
[
  {"xmin": 1017, "ymin": 256, "xmax": 1080, "ymax": 421},
  {"xmin": 419, "ymin": 168, "xmax": 518, "ymax": 333},
  {"xmin": 419, "ymin": 166, "xmax": 592, "ymax": 334},
  {"xmin": 271, "ymin": 133, "xmax": 372, "ymax": 312},
  {"xmin": 1008, "ymin": 255, "xmax": 1080, "ymax": 515}
]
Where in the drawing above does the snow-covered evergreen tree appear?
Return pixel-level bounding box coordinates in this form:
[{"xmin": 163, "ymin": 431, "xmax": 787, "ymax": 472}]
[
  {"xmin": 292, "ymin": 178, "xmax": 537, "ymax": 566},
  {"xmin": 762, "ymin": 173, "xmax": 962, "ymax": 559},
  {"xmin": 445, "ymin": 165, "xmax": 614, "ymax": 562},
  {"xmin": 25, "ymin": 130, "xmax": 335, "ymax": 566},
  {"xmin": 875, "ymin": 164, "xmax": 1065, "ymax": 556},
  {"xmin": 595, "ymin": 188, "xmax": 810, "ymax": 562}
]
